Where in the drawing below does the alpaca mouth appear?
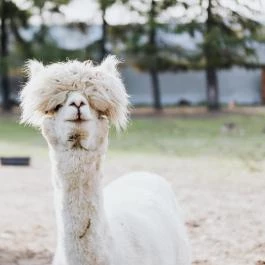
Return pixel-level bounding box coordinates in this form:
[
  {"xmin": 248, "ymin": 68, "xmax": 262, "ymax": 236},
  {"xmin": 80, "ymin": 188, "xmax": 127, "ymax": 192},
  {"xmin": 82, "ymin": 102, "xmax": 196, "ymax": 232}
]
[
  {"xmin": 66, "ymin": 116, "xmax": 89, "ymax": 123},
  {"xmin": 66, "ymin": 111, "xmax": 89, "ymax": 123},
  {"xmin": 66, "ymin": 118, "xmax": 87, "ymax": 123}
]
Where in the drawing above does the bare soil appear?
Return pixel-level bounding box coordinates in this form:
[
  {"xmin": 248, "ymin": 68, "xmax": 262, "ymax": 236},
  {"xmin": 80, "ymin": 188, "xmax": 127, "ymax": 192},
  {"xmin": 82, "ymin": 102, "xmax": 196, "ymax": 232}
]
[{"xmin": 1, "ymin": 153, "xmax": 265, "ymax": 265}]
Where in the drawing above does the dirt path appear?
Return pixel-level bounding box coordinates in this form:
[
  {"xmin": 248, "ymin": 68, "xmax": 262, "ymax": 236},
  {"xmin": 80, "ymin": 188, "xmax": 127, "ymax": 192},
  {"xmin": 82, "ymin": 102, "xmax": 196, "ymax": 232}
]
[{"xmin": 1, "ymin": 153, "xmax": 265, "ymax": 265}]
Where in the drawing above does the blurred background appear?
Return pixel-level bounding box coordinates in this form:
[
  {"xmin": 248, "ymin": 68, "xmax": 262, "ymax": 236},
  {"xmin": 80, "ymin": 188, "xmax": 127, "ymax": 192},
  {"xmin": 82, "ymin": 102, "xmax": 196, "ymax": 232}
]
[{"xmin": 1, "ymin": 0, "xmax": 265, "ymax": 265}]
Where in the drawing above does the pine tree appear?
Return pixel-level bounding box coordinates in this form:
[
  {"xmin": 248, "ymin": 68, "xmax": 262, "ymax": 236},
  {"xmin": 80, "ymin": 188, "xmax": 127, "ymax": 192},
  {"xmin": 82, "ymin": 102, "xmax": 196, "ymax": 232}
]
[
  {"xmin": 95, "ymin": 0, "xmax": 116, "ymax": 61},
  {"xmin": 184, "ymin": 0, "xmax": 265, "ymax": 110},
  {"xmin": 0, "ymin": 0, "xmax": 70, "ymax": 111},
  {"xmin": 114, "ymin": 0, "xmax": 186, "ymax": 110}
]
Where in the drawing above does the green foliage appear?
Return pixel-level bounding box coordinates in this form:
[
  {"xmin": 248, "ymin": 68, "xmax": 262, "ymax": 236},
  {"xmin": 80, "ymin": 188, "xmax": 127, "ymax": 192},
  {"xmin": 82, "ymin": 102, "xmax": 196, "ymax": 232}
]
[
  {"xmin": 0, "ymin": 0, "xmax": 30, "ymax": 26},
  {"xmin": 3, "ymin": 0, "xmax": 264, "ymax": 72},
  {"xmin": 32, "ymin": 0, "xmax": 69, "ymax": 8},
  {"xmin": 182, "ymin": 0, "xmax": 265, "ymax": 69},
  {"xmin": 97, "ymin": 0, "xmax": 116, "ymax": 10},
  {"xmin": 112, "ymin": 0, "xmax": 265, "ymax": 72},
  {"xmin": 112, "ymin": 0, "xmax": 190, "ymax": 72},
  {"xmin": 0, "ymin": 0, "xmax": 84, "ymax": 69}
]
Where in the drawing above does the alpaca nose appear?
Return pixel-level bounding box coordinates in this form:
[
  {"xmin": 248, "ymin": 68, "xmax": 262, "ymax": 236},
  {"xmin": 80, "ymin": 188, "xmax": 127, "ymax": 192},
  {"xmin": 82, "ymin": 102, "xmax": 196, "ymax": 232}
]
[
  {"xmin": 68, "ymin": 97, "xmax": 87, "ymax": 109},
  {"xmin": 69, "ymin": 100, "xmax": 85, "ymax": 109}
]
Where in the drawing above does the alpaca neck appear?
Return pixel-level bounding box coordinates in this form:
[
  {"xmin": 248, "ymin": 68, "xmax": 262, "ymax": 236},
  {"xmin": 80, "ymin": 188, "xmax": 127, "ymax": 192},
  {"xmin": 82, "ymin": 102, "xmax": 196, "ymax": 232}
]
[{"xmin": 50, "ymin": 147, "xmax": 112, "ymax": 265}]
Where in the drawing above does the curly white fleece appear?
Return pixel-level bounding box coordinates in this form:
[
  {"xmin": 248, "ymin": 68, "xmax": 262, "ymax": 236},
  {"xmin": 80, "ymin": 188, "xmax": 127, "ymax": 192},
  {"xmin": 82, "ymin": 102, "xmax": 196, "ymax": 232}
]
[{"xmin": 20, "ymin": 56, "xmax": 129, "ymax": 130}]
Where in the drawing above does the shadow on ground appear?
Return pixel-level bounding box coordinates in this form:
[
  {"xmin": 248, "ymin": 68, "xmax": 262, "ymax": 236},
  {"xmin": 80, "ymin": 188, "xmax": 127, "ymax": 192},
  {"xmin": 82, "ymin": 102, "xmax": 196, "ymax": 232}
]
[{"xmin": 0, "ymin": 248, "xmax": 52, "ymax": 265}]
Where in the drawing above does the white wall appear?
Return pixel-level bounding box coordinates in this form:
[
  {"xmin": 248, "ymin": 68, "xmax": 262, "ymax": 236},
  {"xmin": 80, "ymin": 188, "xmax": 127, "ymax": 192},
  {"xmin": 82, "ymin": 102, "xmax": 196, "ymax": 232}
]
[{"xmin": 122, "ymin": 67, "xmax": 261, "ymax": 105}]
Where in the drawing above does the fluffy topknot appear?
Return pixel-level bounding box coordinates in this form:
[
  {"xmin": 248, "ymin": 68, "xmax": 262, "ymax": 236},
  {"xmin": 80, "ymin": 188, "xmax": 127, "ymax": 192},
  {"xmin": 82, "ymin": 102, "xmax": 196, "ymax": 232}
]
[{"xmin": 20, "ymin": 56, "xmax": 129, "ymax": 130}]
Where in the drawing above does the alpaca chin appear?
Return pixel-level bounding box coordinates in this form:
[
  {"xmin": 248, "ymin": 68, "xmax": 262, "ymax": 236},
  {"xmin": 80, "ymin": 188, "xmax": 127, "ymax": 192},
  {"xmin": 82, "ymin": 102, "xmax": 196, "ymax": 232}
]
[{"xmin": 67, "ymin": 130, "xmax": 89, "ymax": 150}]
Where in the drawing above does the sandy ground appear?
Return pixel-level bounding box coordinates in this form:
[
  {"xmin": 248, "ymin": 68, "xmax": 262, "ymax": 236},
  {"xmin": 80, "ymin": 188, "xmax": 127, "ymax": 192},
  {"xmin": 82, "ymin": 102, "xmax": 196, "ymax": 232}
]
[{"xmin": 1, "ymin": 152, "xmax": 265, "ymax": 265}]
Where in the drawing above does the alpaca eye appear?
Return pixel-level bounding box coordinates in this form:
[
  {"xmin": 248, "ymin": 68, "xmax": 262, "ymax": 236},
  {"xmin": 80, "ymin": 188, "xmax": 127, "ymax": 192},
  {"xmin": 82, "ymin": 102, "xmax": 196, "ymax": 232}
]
[
  {"xmin": 54, "ymin": 104, "xmax": 63, "ymax": 112},
  {"xmin": 98, "ymin": 111, "xmax": 107, "ymax": 120}
]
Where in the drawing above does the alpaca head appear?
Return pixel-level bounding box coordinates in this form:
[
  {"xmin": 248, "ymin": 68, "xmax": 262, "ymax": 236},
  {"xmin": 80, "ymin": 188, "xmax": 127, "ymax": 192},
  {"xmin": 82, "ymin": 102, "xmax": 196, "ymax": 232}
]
[{"xmin": 20, "ymin": 56, "xmax": 129, "ymax": 151}]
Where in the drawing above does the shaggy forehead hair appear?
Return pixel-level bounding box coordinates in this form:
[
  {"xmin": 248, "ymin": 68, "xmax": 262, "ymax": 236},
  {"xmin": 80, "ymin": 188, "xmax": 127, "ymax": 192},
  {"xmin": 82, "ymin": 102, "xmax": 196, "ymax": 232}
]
[{"xmin": 20, "ymin": 56, "xmax": 129, "ymax": 130}]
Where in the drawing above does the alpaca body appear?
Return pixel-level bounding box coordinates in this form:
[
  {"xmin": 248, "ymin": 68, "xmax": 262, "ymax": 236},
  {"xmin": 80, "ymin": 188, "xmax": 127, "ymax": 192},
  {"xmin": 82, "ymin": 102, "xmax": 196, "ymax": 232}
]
[
  {"xmin": 104, "ymin": 172, "xmax": 191, "ymax": 265},
  {"xmin": 52, "ymin": 148, "xmax": 190, "ymax": 265},
  {"xmin": 20, "ymin": 56, "xmax": 191, "ymax": 265}
]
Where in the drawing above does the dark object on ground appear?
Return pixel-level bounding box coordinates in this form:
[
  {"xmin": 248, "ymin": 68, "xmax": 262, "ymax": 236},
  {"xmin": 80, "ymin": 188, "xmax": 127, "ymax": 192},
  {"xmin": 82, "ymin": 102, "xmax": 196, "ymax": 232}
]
[
  {"xmin": 224, "ymin": 122, "xmax": 236, "ymax": 130},
  {"xmin": 178, "ymin": 99, "xmax": 191, "ymax": 106},
  {"xmin": 256, "ymin": 261, "xmax": 265, "ymax": 265},
  {"xmin": 1, "ymin": 157, "xmax": 30, "ymax": 166}
]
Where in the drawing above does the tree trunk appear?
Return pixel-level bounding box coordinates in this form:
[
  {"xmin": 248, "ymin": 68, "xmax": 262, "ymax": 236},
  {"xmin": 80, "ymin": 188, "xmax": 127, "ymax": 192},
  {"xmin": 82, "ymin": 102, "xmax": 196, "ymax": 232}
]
[
  {"xmin": 100, "ymin": 5, "xmax": 107, "ymax": 61},
  {"xmin": 1, "ymin": 0, "xmax": 11, "ymax": 111},
  {"xmin": 150, "ymin": 69, "xmax": 162, "ymax": 110},
  {"xmin": 10, "ymin": 20, "xmax": 33, "ymax": 58},
  {"xmin": 149, "ymin": 0, "xmax": 162, "ymax": 111},
  {"xmin": 206, "ymin": 67, "xmax": 219, "ymax": 110},
  {"xmin": 205, "ymin": 0, "xmax": 219, "ymax": 111},
  {"xmin": 261, "ymin": 68, "xmax": 265, "ymax": 104}
]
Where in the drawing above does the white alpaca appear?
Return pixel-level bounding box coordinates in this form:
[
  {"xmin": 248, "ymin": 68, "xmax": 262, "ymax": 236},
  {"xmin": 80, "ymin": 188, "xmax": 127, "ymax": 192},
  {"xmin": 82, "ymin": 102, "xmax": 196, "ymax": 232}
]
[{"xmin": 20, "ymin": 56, "xmax": 191, "ymax": 265}]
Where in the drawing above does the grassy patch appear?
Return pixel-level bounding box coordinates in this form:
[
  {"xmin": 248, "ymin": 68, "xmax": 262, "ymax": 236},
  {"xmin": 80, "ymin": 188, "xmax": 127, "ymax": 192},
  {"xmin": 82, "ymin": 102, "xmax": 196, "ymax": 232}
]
[
  {"xmin": 0, "ymin": 116, "xmax": 43, "ymax": 144},
  {"xmin": 1, "ymin": 114, "xmax": 265, "ymax": 159},
  {"xmin": 0, "ymin": 116, "xmax": 46, "ymax": 156},
  {"xmin": 109, "ymin": 115, "xmax": 265, "ymax": 158}
]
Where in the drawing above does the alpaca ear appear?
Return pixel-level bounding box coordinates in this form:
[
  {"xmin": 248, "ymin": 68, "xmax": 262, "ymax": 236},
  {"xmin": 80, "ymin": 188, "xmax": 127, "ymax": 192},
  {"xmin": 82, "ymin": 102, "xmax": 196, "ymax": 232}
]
[
  {"xmin": 99, "ymin": 55, "xmax": 121, "ymax": 77},
  {"xmin": 90, "ymin": 55, "xmax": 129, "ymax": 130},
  {"xmin": 25, "ymin": 59, "xmax": 44, "ymax": 77}
]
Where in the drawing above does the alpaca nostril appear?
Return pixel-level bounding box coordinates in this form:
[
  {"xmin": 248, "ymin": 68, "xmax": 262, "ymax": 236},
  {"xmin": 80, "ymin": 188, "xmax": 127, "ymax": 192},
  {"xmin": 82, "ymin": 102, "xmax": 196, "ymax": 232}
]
[
  {"xmin": 69, "ymin": 101, "xmax": 86, "ymax": 108},
  {"xmin": 69, "ymin": 102, "xmax": 77, "ymax": 108}
]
